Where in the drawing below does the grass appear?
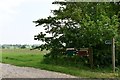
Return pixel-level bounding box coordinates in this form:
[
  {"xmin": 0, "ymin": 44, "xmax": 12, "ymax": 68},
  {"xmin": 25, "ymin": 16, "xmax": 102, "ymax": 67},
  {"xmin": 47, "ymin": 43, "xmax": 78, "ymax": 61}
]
[{"xmin": 0, "ymin": 49, "xmax": 120, "ymax": 78}]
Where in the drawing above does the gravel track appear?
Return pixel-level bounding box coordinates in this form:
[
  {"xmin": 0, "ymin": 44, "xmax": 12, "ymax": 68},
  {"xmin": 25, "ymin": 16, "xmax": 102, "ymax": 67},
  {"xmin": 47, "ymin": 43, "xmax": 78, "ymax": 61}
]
[{"xmin": 0, "ymin": 63, "xmax": 77, "ymax": 78}]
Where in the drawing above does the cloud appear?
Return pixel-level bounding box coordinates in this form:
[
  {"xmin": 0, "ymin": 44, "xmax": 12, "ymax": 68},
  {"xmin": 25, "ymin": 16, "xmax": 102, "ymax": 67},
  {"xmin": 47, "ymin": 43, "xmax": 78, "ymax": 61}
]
[
  {"xmin": 0, "ymin": 0, "xmax": 58, "ymax": 44},
  {"xmin": 0, "ymin": 0, "xmax": 26, "ymax": 26},
  {"xmin": 0, "ymin": 0, "xmax": 55, "ymax": 19},
  {"xmin": 0, "ymin": 0, "xmax": 26, "ymax": 14}
]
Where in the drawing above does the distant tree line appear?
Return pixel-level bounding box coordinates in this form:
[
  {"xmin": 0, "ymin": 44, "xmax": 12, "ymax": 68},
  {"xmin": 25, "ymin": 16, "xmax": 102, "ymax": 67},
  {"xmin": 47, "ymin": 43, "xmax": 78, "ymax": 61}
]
[{"xmin": 0, "ymin": 44, "xmax": 40, "ymax": 49}]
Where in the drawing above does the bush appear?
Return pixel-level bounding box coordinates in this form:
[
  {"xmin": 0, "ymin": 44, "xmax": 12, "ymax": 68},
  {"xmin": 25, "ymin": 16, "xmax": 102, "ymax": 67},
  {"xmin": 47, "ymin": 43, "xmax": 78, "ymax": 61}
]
[
  {"xmin": 42, "ymin": 55, "xmax": 90, "ymax": 68},
  {"xmin": 93, "ymin": 49, "xmax": 112, "ymax": 67}
]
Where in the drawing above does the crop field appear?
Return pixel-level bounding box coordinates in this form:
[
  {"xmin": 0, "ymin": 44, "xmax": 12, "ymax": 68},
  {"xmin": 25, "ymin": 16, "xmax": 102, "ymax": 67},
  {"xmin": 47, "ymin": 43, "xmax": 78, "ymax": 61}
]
[{"xmin": 0, "ymin": 49, "xmax": 120, "ymax": 78}]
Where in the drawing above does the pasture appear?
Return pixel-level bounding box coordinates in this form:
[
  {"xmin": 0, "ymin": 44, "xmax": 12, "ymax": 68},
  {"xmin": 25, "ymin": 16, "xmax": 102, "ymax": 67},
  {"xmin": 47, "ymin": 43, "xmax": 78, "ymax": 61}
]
[{"xmin": 0, "ymin": 49, "xmax": 120, "ymax": 78}]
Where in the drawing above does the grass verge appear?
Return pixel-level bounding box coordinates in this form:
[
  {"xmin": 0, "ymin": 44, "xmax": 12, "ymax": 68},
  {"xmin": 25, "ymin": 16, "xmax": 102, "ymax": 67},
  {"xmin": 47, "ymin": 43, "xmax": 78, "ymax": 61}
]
[{"xmin": 1, "ymin": 49, "xmax": 120, "ymax": 78}]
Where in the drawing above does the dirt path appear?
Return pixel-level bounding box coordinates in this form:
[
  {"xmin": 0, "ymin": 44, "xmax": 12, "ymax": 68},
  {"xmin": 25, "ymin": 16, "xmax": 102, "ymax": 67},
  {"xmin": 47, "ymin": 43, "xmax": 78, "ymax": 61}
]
[{"xmin": 0, "ymin": 63, "xmax": 77, "ymax": 78}]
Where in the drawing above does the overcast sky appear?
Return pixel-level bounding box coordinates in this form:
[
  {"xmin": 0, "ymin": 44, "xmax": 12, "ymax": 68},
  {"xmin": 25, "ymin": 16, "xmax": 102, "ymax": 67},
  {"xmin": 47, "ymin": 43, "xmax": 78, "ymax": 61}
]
[{"xmin": 0, "ymin": 0, "xmax": 60, "ymax": 45}]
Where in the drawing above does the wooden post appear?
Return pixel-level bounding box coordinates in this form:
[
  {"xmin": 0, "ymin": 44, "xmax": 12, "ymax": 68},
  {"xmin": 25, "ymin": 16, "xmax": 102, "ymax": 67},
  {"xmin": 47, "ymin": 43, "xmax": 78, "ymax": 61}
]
[
  {"xmin": 89, "ymin": 48, "xmax": 93, "ymax": 68},
  {"xmin": 112, "ymin": 38, "xmax": 115, "ymax": 73}
]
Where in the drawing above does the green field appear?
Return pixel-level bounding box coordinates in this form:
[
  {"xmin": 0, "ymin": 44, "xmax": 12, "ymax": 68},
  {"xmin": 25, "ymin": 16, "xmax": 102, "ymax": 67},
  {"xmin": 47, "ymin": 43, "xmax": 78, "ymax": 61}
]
[{"xmin": 0, "ymin": 49, "xmax": 120, "ymax": 78}]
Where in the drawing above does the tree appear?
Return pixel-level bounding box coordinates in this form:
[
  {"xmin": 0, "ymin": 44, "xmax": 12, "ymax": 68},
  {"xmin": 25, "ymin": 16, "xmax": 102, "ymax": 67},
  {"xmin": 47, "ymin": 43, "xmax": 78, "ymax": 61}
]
[
  {"xmin": 21, "ymin": 45, "xmax": 26, "ymax": 49},
  {"xmin": 33, "ymin": 2, "xmax": 120, "ymax": 66}
]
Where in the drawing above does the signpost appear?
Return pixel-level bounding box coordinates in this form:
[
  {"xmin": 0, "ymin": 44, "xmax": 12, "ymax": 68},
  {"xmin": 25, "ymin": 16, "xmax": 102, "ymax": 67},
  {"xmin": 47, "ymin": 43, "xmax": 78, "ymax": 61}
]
[
  {"xmin": 105, "ymin": 38, "xmax": 115, "ymax": 73},
  {"xmin": 112, "ymin": 38, "xmax": 115, "ymax": 73}
]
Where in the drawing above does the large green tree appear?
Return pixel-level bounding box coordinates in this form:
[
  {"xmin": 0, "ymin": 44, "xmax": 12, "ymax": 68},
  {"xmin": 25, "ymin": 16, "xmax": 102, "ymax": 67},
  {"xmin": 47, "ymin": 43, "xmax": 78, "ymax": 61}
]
[{"xmin": 34, "ymin": 2, "xmax": 120, "ymax": 66}]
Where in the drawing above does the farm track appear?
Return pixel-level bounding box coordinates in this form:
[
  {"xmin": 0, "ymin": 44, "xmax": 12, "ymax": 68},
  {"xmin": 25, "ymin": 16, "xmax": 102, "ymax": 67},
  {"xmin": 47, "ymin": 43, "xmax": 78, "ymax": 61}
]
[{"xmin": 0, "ymin": 63, "xmax": 77, "ymax": 78}]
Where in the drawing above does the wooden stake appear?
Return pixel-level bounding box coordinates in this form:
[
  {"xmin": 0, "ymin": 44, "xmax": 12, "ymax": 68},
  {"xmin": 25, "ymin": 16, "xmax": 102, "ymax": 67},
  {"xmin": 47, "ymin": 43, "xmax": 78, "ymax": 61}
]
[{"xmin": 89, "ymin": 48, "xmax": 93, "ymax": 68}]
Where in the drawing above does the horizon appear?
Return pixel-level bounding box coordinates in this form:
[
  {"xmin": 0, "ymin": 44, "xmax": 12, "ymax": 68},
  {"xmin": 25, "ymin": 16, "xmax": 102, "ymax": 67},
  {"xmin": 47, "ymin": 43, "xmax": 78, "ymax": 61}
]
[{"xmin": 0, "ymin": 44, "xmax": 40, "ymax": 45}]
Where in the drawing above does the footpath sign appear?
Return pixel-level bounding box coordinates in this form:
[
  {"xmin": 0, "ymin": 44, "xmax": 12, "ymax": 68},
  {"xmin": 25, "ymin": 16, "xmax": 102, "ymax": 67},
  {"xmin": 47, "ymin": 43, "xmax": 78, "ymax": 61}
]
[{"xmin": 105, "ymin": 40, "xmax": 111, "ymax": 44}]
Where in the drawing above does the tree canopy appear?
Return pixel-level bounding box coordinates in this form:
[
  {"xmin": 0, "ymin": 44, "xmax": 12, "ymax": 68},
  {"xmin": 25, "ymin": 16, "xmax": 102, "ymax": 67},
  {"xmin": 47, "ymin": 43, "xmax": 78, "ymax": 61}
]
[{"xmin": 33, "ymin": 2, "xmax": 120, "ymax": 66}]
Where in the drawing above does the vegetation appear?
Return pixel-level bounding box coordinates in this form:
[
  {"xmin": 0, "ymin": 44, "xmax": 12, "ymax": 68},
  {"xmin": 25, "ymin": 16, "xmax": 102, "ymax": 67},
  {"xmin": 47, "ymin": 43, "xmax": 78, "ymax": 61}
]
[
  {"xmin": 0, "ymin": 44, "xmax": 40, "ymax": 49},
  {"xmin": 1, "ymin": 49, "xmax": 120, "ymax": 78},
  {"xmin": 1, "ymin": 1, "xmax": 120, "ymax": 79},
  {"xmin": 33, "ymin": 2, "xmax": 120, "ymax": 67}
]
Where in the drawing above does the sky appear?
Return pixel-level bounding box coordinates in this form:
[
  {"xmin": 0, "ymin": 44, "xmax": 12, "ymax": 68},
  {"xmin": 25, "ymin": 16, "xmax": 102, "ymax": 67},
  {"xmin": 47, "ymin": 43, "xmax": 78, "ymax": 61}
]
[{"xmin": 0, "ymin": 0, "xmax": 60, "ymax": 45}]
